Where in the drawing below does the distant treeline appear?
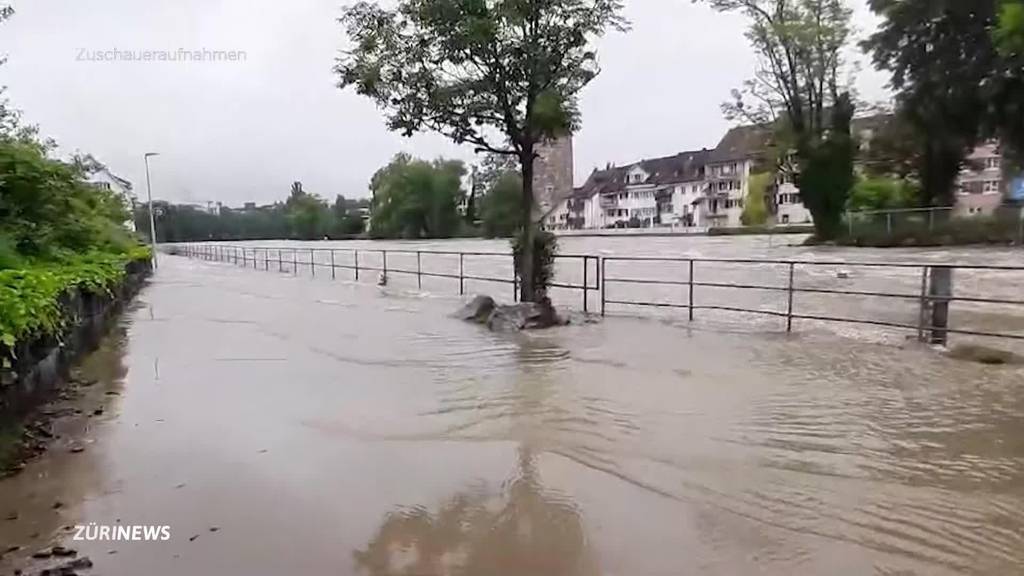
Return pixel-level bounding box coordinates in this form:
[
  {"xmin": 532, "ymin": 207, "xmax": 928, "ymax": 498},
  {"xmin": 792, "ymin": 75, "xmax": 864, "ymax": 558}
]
[
  {"xmin": 135, "ymin": 184, "xmax": 369, "ymax": 243},
  {"xmin": 141, "ymin": 152, "xmax": 526, "ymax": 243}
]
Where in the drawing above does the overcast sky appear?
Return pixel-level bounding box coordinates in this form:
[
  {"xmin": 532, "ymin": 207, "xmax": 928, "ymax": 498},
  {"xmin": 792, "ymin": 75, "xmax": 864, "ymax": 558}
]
[{"xmin": 0, "ymin": 0, "xmax": 890, "ymax": 205}]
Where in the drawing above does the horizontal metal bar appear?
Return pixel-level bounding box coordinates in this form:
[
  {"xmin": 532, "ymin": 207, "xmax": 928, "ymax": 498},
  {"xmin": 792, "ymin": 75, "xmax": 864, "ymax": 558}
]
[
  {"xmin": 605, "ymin": 299, "xmax": 690, "ymax": 309},
  {"xmin": 602, "ymin": 255, "xmax": 1024, "ymax": 271},
  {"xmin": 605, "ymin": 277, "xmax": 691, "ymax": 286}
]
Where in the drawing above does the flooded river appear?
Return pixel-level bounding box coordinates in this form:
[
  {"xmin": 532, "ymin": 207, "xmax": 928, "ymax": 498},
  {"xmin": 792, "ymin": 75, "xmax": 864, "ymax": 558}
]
[{"xmin": 1, "ymin": 236, "xmax": 1023, "ymax": 575}]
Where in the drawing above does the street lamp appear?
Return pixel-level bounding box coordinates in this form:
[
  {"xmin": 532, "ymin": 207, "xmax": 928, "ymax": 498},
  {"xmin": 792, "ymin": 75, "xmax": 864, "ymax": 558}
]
[{"xmin": 144, "ymin": 152, "xmax": 160, "ymax": 269}]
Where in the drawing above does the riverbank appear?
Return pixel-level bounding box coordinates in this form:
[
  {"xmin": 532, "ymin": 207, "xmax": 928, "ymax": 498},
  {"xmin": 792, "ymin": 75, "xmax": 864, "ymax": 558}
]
[{"xmin": 0, "ymin": 250, "xmax": 152, "ymax": 476}]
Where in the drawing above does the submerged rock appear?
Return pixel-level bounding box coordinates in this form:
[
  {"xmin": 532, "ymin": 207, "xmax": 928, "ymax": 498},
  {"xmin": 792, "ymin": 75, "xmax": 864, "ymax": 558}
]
[
  {"xmin": 455, "ymin": 295, "xmax": 496, "ymax": 323},
  {"xmin": 945, "ymin": 344, "xmax": 1024, "ymax": 365},
  {"xmin": 458, "ymin": 295, "xmax": 598, "ymax": 332}
]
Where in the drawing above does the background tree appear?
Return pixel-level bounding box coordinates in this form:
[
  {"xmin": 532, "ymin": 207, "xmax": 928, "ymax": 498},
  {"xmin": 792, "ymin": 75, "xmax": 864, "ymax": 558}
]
[
  {"xmin": 368, "ymin": 154, "xmax": 466, "ymax": 239},
  {"xmin": 997, "ymin": 0, "xmax": 1024, "ymax": 54},
  {"xmin": 284, "ymin": 181, "xmax": 331, "ymax": 240},
  {"xmin": 703, "ymin": 0, "xmax": 857, "ymax": 239},
  {"xmin": 740, "ymin": 172, "xmax": 771, "ymax": 226},
  {"xmin": 865, "ymin": 1, "xmax": 1024, "ymax": 200},
  {"xmin": 336, "ymin": 0, "xmax": 626, "ymax": 302},
  {"xmin": 480, "ymin": 172, "xmax": 523, "ymax": 238}
]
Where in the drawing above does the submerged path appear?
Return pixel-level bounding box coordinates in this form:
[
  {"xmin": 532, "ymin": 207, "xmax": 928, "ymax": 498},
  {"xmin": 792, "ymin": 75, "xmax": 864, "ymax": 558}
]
[{"xmin": 1, "ymin": 255, "xmax": 1022, "ymax": 575}]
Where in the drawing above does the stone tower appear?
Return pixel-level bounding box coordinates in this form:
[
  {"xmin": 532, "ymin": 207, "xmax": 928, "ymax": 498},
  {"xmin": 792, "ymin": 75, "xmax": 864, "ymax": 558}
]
[{"xmin": 533, "ymin": 135, "xmax": 574, "ymax": 218}]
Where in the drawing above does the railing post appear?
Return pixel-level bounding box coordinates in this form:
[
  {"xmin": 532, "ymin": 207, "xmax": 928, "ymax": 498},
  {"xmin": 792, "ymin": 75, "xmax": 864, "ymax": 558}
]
[
  {"xmin": 512, "ymin": 254, "xmax": 518, "ymax": 303},
  {"xmin": 917, "ymin": 266, "xmax": 929, "ymax": 342},
  {"xmin": 786, "ymin": 262, "xmax": 796, "ymax": 333},
  {"xmin": 264, "ymin": 249, "xmax": 269, "ymax": 271},
  {"xmin": 847, "ymin": 210, "xmax": 853, "ymax": 237},
  {"xmin": 330, "ymin": 250, "xmax": 336, "ymax": 280},
  {"xmin": 355, "ymin": 250, "xmax": 360, "ymax": 281},
  {"xmin": 582, "ymin": 257, "xmax": 589, "ymax": 313},
  {"xmin": 887, "ymin": 212, "xmax": 893, "ymax": 235},
  {"xmin": 600, "ymin": 257, "xmax": 607, "ymax": 317},
  {"xmin": 929, "ymin": 208, "xmax": 935, "ymax": 232},
  {"xmin": 688, "ymin": 259, "xmax": 695, "ymax": 322},
  {"xmin": 459, "ymin": 253, "xmax": 464, "ymax": 295},
  {"xmin": 253, "ymin": 248, "xmax": 258, "ymax": 270},
  {"xmin": 292, "ymin": 249, "xmax": 297, "ymax": 275},
  {"xmin": 417, "ymin": 251, "xmax": 422, "ymax": 290},
  {"xmin": 310, "ymin": 248, "xmax": 315, "ymax": 276},
  {"xmin": 382, "ymin": 250, "xmax": 388, "ymax": 280},
  {"xmin": 278, "ymin": 249, "xmax": 283, "ymax": 273},
  {"xmin": 929, "ymin": 266, "xmax": 953, "ymax": 346}
]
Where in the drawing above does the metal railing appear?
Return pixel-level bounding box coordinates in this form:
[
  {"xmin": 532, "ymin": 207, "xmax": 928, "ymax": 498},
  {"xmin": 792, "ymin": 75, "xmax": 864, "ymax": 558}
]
[
  {"xmin": 601, "ymin": 256, "xmax": 1024, "ymax": 345},
  {"xmin": 175, "ymin": 244, "xmax": 601, "ymax": 313},
  {"xmin": 173, "ymin": 244, "xmax": 1024, "ymax": 346}
]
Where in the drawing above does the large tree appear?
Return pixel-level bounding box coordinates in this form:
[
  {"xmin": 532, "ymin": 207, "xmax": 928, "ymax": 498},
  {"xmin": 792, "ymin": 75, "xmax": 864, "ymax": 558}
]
[
  {"xmin": 703, "ymin": 0, "xmax": 857, "ymax": 239},
  {"xmin": 865, "ymin": 1, "xmax": 1024, "ymax": 201},
  {"xmin": 336, "ymin": 0, "xmax": 626, "ymax": 302}
]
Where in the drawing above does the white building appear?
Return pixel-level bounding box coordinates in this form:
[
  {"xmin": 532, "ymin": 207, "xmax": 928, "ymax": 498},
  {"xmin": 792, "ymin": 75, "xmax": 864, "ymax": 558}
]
[
  {"xmin": 87, "ymin": 167, "xmax": 137, "ymax": 231},
  {"xmin": 956, "ymin": 140, "xmax": 1004, "ymax": 217}
]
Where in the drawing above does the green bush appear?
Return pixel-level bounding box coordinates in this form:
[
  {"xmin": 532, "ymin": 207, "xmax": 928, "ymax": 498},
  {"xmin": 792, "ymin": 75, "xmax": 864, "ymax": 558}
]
[
  {"xmin": 0, "ymin": 248, "xmax": 151, "ymax": 353},
  {"xmin": 512, "ymin": 228, "xmax": 557, "ymax": 299}
]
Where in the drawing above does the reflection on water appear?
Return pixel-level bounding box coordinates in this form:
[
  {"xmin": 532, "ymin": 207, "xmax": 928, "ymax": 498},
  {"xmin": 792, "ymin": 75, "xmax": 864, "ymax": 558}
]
[
  {"xmin": 358, "ymin": 338, "xmax": 598, "ymax": 576},
  {"xmin": 356, "ymin": 448, "xmax": 596, "ymax": 576}
]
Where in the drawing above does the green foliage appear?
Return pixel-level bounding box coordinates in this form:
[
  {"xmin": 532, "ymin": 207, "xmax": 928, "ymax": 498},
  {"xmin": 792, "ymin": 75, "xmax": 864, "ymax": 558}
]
[
  {"xmin": 512, "ymin": 228, "xmax": 558, "ymax": 299},
  {"xmin": 0, "ymin": 139, "xmax": 135, "ymax": 259},
  {"xmin": 0, "ymin": 249, "xmax": 150, "ymax": 353},
  {"xmin": 797, "ymin": 95, "xmax": 857, "ymax": 240},
  {"xmin": 740, "ymin": 172, "xmax": 770, "ymax": 226},
  {"xmin": 847, "ymin": 176, "xmax": 920, "ymax": 212},
  {"xmin": 480, "ymin": 173, "xmax": 523, "ymax": 238},
  {"xmin": 137, "ymin": 194, "xmax": 371, "ymax": 242},
  {"xmin": 369, "ymin": 154, "xmax": 467, "ymax": 239},
  {"xmin": 865, "ymin": 0, "xmax": 1024, "ymax": 196},
  {"xmin": 997, "ymin": 1, "xmax": 1024, "ymax": 55}
]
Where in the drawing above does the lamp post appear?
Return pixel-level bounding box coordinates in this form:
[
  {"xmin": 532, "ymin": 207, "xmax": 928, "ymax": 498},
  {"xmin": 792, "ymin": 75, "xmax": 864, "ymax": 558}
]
[{"xmin": 144, "ymin": 152, "xmax": 160, "ymax": 269}]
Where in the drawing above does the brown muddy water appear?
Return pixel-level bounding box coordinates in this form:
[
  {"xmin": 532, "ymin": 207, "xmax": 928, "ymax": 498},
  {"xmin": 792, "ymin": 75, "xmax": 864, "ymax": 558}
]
[{"xmin": 1, "ymin": 236, "xmax": 1023, "ymax": 575}]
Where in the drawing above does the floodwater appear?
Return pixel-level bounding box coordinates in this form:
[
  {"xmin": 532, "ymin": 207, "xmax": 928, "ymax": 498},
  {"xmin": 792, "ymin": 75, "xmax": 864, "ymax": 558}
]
[{"xmin": 1, "ymin": 236, "xmax": 1023, "ymax": 575}]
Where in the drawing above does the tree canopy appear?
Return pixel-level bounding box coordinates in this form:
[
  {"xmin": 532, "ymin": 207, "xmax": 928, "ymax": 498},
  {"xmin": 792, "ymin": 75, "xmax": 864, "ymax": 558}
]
[
  {"xmin": 368, "ymin": 154, "xmax": 467, "ymax": 239},
  {"xmin": 336, "ymin": 0, "xmax": 625, "ymax": 300},
  {"xmin": 865, "ymin": 0, "xmax": 1024, "ymax": 203}
]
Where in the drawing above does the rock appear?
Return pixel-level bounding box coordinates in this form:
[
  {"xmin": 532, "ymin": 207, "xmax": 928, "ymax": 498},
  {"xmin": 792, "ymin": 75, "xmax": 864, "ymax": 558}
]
[
  {"xmin": 50, "ymin": 546, "xmax": 76, "ymax": 557},
  {"xmin": 189, "ymin": 534, "xmax": 199, "ymax": 542},
  {"xmin": 52, "ymin": 501, "xmax": 64, "ymax": 510},
  {"xmin": 209, "ymin": 526, "xmax": 220, "ymax": 532},
  {"xmin": 5, "ymin": 511, "xmax": 17, "ymax": 521},
  {"xmin": 41, "ymin": 556, "xmax": 93, "ymax": 576},
  {"xmin": 69, "ymin": 446, "xmax": 85, "ymax": 454},
  {"xmin": 486, "ymin": 298, "xmax": 561, "ymax": 332},
  {"xmin": 455, "ymin": 295, "xmax": 496, "ymax": 323},
  {"xmin": 92, "ymin": 408, "xmax": 104, "ymax": 416},
  {"xmin": 836, "ymin": 269, "xmax": 851, "ymax": 279},
  {"xmin": 945, "ymin": 344, "xmax": 1024, "ymax": 365},
  {"xmin": 31, "ymin": 550, "xmax": 52, "ymax": 559}
]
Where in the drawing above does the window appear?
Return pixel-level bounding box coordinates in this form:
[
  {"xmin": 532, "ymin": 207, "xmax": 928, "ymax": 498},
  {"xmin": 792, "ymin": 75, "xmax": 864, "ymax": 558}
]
[
  {"xmin": 781, "ymin": 214, "xmax": 790, "ymax": 224},
  {"xmin": 94, "ymin": 181, "xmax": 112, "ymax": 191},
  {"xmin": 632, "ymin": 173, "xmax": 642, "ymax": 183},
  {"xmin": 545, "ymin": 185, "xmax": 554, "ymax": 196},
  {"xmin": 986, "ymin": 157, "xmax": 1001, "ymax": 170},
  {"xmin": 984, "ymin": 180, "xmax": 1000, "ymax": 193}
]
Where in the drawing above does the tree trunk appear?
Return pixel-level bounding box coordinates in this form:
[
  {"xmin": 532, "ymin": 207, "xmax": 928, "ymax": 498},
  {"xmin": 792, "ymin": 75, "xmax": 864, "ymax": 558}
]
[{"xmin": 519, "ymin": 148, "xmax": 536, "ymax": 303}]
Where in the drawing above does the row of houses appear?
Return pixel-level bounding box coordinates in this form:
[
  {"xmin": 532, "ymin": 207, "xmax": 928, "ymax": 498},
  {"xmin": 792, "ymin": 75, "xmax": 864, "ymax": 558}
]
[{"xmin": 543, "ymin": 117, "xmax": 1011, "ymax": 231}]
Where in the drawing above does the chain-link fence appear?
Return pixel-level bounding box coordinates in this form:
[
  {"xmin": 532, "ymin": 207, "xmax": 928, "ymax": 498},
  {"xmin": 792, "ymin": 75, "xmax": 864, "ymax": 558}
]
[{"xmin": 845, "ymin": 206, "xmax": 1024, "ymax": 246}]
